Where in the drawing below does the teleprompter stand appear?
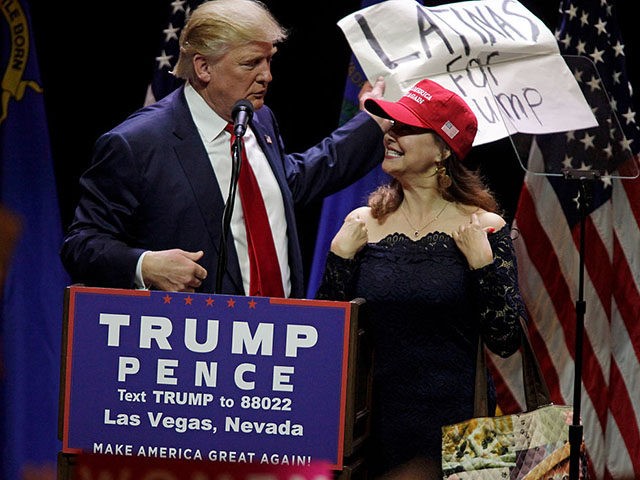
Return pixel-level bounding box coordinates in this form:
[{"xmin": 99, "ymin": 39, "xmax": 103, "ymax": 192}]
[
  {"xmin": 561, "ymin": 169, "xmax": 593, "ymax": 480},
  {"xmin": 488, "ymin": 54, "xmax": 639, "ymax": 479}
]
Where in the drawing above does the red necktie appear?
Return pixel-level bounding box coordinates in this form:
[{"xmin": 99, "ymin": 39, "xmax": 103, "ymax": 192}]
[{"xmin": 225, "ymin": 124, "xmax": 284, "ymax": 297}]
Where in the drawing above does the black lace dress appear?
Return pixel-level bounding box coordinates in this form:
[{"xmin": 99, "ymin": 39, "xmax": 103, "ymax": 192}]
[{"xmin": 316, "ymin": 225, "xmax": 525, "ymax": 476}]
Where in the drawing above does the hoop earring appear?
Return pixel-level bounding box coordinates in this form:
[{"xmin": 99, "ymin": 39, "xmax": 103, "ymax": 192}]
[{"xmin": 436, "ymin": 163, "xmax": 452, "ymax": 189}]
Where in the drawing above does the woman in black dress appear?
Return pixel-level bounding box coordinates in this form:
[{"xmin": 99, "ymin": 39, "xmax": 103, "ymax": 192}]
[{"xmin": 316, "ymin": 78, "xmax": 526, "ymax": 479}]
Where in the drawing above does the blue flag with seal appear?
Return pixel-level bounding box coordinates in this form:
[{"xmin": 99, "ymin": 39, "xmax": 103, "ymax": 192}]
[{"xmin": 1, "ymin": 1, "xmax": 70, "ymax": 478}]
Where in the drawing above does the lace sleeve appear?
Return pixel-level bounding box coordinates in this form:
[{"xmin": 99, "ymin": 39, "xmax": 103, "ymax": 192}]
[
  {"xmin": 315, "ymin": 251, "xmax": 359, "ymax": 301},
  {"xmin": 469, "ymin": 227, "xmax": 526, "ymax": 358}
]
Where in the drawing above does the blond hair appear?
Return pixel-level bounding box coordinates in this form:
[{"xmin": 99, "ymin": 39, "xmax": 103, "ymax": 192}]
[{"xmin": 172, "ymin": 0, "xmax": 288, "ymax": 82}]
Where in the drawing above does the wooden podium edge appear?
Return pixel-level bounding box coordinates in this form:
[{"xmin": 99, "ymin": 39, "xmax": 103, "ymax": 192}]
[
  {"xmin": 58, "ymin": 286, "xmax": 72, "ymax": 444},
  {"xmin": 337, "ymin": 298, "xmax": 373, "ymax": 480}
]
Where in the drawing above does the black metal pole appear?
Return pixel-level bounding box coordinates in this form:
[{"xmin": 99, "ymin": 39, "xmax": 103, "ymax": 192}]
[
  {"xmin": 215, "ymin": 137, "xmax": 242, "ymax": 294},
  {"xmin": 569, "ymin": 176, "xmax": 591, "ymax": 480}
]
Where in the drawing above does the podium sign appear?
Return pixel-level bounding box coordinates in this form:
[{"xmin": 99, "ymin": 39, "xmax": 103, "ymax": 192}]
[{"xmin": 60, "ymin": 286, "xmax": 356, "ymax": 468}]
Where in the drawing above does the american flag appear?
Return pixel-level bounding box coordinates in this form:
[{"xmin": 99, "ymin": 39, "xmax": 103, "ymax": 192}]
[
  {"xmin": 488, "ymin": 1, "xmax": 640, "ymax": 478},
  {"xmin": 144, "ymin": 0, "xmax": 203, "ymax": 106}
]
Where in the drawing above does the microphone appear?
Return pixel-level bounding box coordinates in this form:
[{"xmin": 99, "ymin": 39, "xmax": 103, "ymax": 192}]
[{"xmin": 231, "ymin": 99, "xmax": 254, "ymax": 138}]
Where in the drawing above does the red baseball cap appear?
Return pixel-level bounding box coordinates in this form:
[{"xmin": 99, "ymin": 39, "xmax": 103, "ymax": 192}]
[{"xmin": 364, "ymin": 78, "xmax": 478, "ymax": 160}]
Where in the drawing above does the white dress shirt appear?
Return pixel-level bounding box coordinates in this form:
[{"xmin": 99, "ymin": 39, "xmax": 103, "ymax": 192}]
[{"xmin": 184, "ymin": 84, "xmax": 291, "ymax": 296}]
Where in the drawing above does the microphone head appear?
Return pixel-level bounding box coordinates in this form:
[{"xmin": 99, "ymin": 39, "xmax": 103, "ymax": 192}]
[{"xmin": 232, "ymin": 99, "xmax": 254, "ymax": 119}]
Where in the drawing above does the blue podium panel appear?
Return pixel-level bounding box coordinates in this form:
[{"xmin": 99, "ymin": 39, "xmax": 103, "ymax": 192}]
[{"xmin": 60, "ymin": 286, "xmax": 354, "ymax": 468}]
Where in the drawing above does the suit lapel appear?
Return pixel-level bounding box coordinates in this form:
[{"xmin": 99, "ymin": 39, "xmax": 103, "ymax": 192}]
[
  {"xmin": 251, "ymin": 111, "xmax": 289, "ymax": 203},
  {"xmin": 251, "ymin": 109, "xmax": 304, "ymax": 297},
  {"xmin": 170, "ymin": 89, "xmax": 243, "ymax": 293}
]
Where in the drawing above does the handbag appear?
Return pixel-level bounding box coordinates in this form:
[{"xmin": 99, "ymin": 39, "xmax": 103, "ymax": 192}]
[{"xmin": 441, "ymin": 318, "xmax": 588, "ymax": 479}]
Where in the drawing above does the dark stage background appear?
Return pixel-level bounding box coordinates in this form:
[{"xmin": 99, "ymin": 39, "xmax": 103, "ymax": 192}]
[{"xmin": 28, "ymin": 1, "xmax": 639, "ymax": 282}]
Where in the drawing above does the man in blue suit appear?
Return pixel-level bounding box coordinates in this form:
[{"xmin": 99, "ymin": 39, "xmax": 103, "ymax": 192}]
[{"xmin": 60, "ymin": 0, "xmax": 386, "ymax": 298}]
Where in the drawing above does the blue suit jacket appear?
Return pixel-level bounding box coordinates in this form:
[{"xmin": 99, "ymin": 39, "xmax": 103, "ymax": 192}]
[{"xmin": 60, "ymin": 86, "xmax": 384, "ymax": 297}]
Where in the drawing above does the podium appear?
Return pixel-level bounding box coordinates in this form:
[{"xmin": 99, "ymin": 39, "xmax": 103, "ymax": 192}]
[{"xmin": 57, "ymin": 286, "xmax": 373, "ymax": 479}]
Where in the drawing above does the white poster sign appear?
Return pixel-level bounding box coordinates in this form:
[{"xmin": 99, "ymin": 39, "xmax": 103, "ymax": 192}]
[{"xmin": 338, "ymin": 0, "xmax": 597, "ymax": 146}]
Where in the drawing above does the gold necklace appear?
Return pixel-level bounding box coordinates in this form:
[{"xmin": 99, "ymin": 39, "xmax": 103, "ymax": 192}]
[{"xmin": 400, "ymin": 201, "xmax": 449, "ymax": 237}]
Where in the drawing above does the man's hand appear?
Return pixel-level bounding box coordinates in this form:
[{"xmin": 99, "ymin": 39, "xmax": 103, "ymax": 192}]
[
  {"xmin": 358, "ymin": 76, "xmax": 392, "ymax": 131},
  {"xmin": 142, "ymin": 249, "xmax": 208, "ymax": 292}
]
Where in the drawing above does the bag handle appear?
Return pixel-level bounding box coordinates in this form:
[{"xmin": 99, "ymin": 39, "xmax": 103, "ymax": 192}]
[{"xmin": 474, "ymin": 316, "xmax": 551, "ymax": 417}]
